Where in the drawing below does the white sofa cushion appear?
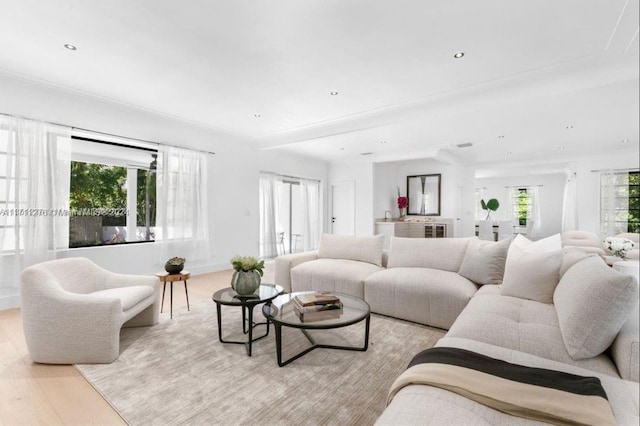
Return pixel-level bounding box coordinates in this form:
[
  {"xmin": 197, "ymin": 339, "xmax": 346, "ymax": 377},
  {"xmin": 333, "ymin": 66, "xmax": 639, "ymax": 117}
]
[
  {"xmin": 446, "ymin": 292, "xmax": 619, "ymax": 376},
  {"xmin": 458, "ymin": 237, "xmax": 511, "ymax": 285},
  {"xmin": 364, "ymin": 268, "xmax": 477, "ymax": 329},
  {"xmin": 554, "ymin": 255, "xmax": 639, "ymax": 360},
  {"xmin": 91, "ymin": 285, "xmax": 155, "ymax": 311},
  {"xmin": 387, "ymin": 237, "xmax": 472, "ymax": 272},
  {"xmin": 291, "ymin": 258, "xmax": 383, "ymax": 298},
  {"xmin": 317, "ymin": 233, "xmax": 384, "ymax": 266},
  {"xmin": 501, "ymin": 234, "xmax": 562, "ymax": 304}
]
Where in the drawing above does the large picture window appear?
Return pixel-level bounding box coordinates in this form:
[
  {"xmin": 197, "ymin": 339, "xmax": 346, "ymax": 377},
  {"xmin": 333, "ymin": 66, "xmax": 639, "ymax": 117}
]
[
  {"xmin": 68, "ymin": 137, "xmax": 157, "ymax": 248},
  {"xmin": 601, "ymin": 171, "xmax": 639, "ymax": 235}
]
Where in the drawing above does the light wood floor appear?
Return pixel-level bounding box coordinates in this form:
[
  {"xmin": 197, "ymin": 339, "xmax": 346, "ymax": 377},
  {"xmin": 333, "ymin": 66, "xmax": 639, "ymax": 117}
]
[{"xmin": 0, "ymin": 269, "xmax": 234, "ymax": 425}]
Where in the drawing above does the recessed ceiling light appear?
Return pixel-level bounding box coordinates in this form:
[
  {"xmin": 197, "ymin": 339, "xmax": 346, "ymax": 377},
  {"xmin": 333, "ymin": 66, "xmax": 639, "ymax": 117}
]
[
  {"xmin": 453, "ymin": 52, "xmax": 465, "ymax": 59},
  {"xmin": 380, "ymin": 141, "xmax": 386, "ymax": 144},
  {"xmin": 339, "ymin": 147, "xmax": 345, "ymax": 151},
  {"xmin": 622, "ymin": 139, "xmax": 630, "ymax": 143},
  {"xmin": 506, "ymin": 151, "xmax": 513, "ymax": 156},
  {"xmin": 254, "ymin": 114, "xmax": 261, "ymax": 118},
  {"xmin": 64, "ymin": 44, "xmax": 77, "ymax": 51},
  {"xmin": 498, "ymin": 135, "xmax": 505, "ymax": 139},
  {"xmin": 330, "ymin": 91, "xmax": 339, "ymax": 96},
  {"xmin": 557, "ymin": 146, "xmax": 566, "ymax": 150},
  {"xmin": 565, "ymin": 125, "xmax": 574, "ymax": 129}
]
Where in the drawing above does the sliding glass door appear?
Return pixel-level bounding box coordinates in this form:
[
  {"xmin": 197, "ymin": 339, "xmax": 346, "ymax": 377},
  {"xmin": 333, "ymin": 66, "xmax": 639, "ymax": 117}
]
[{"xmin": 260, "ymin": 173, "xmax": 321, "ymax": 259}]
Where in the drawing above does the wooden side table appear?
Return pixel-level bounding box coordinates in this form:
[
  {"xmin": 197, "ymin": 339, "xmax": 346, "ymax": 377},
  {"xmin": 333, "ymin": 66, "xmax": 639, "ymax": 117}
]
[{"xmin": 156, "ymin": 271, "xmax": 191, "ymax": 319}]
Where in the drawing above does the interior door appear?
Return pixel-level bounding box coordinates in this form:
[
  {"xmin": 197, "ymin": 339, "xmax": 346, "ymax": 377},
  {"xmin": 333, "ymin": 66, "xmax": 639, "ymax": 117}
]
[{"xmin": 330, "ymin": 181, "xmax": 355, "ymax": 235}]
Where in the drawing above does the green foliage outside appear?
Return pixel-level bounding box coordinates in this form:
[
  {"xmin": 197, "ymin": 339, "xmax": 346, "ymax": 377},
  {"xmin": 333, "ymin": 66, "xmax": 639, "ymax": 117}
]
[
  {"xmin": 69, "ymin": 162, "xmax": 127, "ymax": 212},
  {"xmin": 137, "ymin": 170, "xmax": 156, "ymax": 227},
  {"xmin": 516, "ymin": 189, "xmax": 530, "ymax": 226},
  {"xmin": 628, "ymin": 172, "xmax": 639, "ymax": 233}
]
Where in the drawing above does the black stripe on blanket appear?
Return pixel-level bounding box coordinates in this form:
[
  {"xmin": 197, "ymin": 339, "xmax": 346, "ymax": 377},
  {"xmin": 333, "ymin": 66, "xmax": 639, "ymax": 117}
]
[{"xmin": 408, "ymin": 347, "xmax": 608, "ymax": 399}]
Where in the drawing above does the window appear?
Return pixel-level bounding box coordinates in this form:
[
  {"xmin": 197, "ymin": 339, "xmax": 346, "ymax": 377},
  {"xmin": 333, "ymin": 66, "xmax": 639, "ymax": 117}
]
[
  {"xmin": 68, "ymin": 137, "xmax": 157, "ymax": 248},
  {"xmin": 514, "ymin": 188, "xmax": 532, "ymax": 226},
  {"xmin": 601, "ymin": 171, "xmax": 639, "ymax": 235}
]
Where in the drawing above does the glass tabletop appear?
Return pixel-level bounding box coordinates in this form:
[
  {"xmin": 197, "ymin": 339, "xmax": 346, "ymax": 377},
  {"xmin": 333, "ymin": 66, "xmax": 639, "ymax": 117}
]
[
  {"xmin": 212, "ymin": 283, "xmax": 283, "ymax": 306},
  {"xmin": 263, "ymin": 291, "xmax": 370, "ymax": 329}
]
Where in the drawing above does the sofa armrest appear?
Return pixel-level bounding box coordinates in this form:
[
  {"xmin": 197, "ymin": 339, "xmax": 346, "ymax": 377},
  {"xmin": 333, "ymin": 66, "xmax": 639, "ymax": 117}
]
[
  {"xmin": 274, "ymin": 251, "xmax": 318, "ymax": 293},
  {"xmin": 611, "ymin": 304, "xmax": 639, "ymax": 382}
]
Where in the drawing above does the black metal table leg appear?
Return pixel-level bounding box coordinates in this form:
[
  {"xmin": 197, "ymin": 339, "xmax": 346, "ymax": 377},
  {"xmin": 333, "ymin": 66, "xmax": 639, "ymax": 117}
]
[
  {"xmin": 216, "ymin": 303, "xmax": 271, "ymax": 356},
  {"xmin": 170, "ymin": 282, "xmax": 173, "ymax": 319},
  {"xmin": 160, "ymin": 282, "xmax": 166, "ymax": 313},
  {"xmin": 184, "ymin": 280, "xmax": 190, "ymax": 311},
  {"xmin": 274, "ymin": 313, "xmax": 371, "ymax": 367}
]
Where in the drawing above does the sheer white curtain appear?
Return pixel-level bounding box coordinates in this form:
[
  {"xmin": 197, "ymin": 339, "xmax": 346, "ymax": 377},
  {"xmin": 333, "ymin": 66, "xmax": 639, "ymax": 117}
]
[
  {"xmin": 259, "ymin": 174, "xmax": 279, "ymax": 259},
  {"xmin": 300, "ymin": 178, "xmax": 321, "ymax": 252},
  {"xmin": 474, "ymin": 188, "xmax": 486, "ymax": 221},
  {"xmin": 504, "ymin": 187, "xmax": 516, "ymax": 222},
  {"xmin": 155, "ymin": 146, "xmax": 210, "ymax": 262},
  {"xmin": 0, "ymin": 116, "xmax": 71, "ymax": 296},
  {"xmin": 562, "ymin": 172, "xmax": 578, "ymax": 232},
  {"xmin": 600, "ymin": 171, "xmax": 627, "ymax": 236},
  {"xmin": 529, "ymin": 186, "xmax": 542, "ymax": 238}
]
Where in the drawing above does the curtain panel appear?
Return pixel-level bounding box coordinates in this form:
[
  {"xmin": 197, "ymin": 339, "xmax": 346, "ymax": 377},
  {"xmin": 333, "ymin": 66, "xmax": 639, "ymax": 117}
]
[
  {"xmin": 154, "ymin": 146, "xmax": 210, "ymax": 263},
  {"xmin": 0, "ymin": 116, "xmax": 71, "ymax": 294}
]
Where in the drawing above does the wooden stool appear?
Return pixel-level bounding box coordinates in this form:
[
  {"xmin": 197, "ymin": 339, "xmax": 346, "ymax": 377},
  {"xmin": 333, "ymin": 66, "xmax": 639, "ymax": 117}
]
[{"xmin": 156, "ymin": 271, "xmax": 191, "ymax": 319}]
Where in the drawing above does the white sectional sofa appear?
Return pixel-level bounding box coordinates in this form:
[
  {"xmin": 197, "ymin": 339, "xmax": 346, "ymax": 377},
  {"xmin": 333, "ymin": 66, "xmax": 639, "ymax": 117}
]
[{"xmin": 275, "ymin": 233, "xmax": 640, "ymax": 425}]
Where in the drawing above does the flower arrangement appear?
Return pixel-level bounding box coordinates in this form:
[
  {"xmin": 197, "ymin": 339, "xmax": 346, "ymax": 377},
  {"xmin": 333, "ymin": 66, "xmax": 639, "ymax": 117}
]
[
  {"xmin": 230, "ymin": 255, "xmax": 265, "ymax": 276},
  {"xmin": 397, "ymin": 196, "xmax": 408, "ymax": 210},
  {"xmin": 603, "ymin": 237, "xmax": 635, "ymax": 259}
]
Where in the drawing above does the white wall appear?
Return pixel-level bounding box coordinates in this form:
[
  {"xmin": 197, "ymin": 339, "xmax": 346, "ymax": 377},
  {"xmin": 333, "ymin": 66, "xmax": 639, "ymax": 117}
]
[
  {"xmin": 372, "ymin": 159, "xmax": 476, "ymax": 237},
  {"xmin": 474, "ymin": 173, "xmax": 566, "ymax": 238},
  {"xmin": 0, "ymin": 73, "xmax": 328, "ymax": 309}
]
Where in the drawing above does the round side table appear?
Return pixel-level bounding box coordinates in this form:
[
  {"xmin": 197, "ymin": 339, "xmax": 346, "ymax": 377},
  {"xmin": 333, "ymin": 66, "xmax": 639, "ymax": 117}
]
[{"xmin": 156, "ymin": 271, "xmax": 191, "ymax": 319}]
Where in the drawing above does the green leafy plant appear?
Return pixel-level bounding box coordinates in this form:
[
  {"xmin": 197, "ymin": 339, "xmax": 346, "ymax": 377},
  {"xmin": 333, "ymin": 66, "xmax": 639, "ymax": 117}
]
[
  {"xmin": 230, "ymin": 255, "xmax": 265, "ymax": 276},
  {"xmin": 480, "ymin": 198, "xmax": 500, "ymax": 220},
  {"xmin": 167, "ymin": 257, "xmax": 185, "ymax": 266}
]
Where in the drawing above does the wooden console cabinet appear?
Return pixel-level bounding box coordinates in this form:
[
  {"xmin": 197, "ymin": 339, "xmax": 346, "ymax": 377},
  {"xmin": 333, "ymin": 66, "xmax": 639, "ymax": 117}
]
[{"xmin": 375, "ymin": 219, "xmax": 453, "ymax": 249}]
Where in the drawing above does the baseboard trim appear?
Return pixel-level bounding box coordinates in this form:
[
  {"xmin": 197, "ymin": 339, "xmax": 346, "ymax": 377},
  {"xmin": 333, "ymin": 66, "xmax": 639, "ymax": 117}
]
[{"xmin": 0, "ymin": 294, "xmax": 21, "ymax": 311}]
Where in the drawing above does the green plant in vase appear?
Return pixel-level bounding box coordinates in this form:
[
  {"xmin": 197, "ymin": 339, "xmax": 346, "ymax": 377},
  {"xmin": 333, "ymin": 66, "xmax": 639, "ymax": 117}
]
[
  {"xmin": 165, "ymin": 257, "xmax": 185, "ymax": 274},
  {"xmin": 480, "ymin": 198, "xmax": 500, "ymax": 220},
  {"xmin": 230, "ymin": 255, "xmax": 265, "ymax": 296}
]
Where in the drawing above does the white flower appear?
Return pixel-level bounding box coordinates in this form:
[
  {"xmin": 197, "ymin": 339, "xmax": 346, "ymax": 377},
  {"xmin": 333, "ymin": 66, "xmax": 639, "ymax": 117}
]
[{"xmin": 603, "ymin": 237, "xmax": 635, "ymax": 258}]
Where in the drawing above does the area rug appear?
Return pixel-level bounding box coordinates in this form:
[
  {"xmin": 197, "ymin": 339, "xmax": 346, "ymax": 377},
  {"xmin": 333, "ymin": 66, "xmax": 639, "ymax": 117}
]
[{"xmin": 76, "ymin": 301, "xmax": 445, "ymax": 425}]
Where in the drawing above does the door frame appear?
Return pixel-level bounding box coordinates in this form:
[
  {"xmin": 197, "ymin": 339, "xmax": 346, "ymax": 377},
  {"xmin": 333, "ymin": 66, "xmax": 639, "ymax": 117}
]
[{"xmin": 329, "ymin": 180, "xmax": 356, "ymax": 235}]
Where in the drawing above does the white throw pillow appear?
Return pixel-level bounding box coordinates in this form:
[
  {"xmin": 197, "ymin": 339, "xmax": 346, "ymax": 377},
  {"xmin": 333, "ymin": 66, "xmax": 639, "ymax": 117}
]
[
  {"xmin": 554, "ymin": 255, "xmax": 639, "ymax": 360},
  {"xmin": 501, "ymin": 234, "xmax": 562, "ymax": 304},
  {"xmin": 317, "ymin": 233, "xmax": 384, "ymax": 266},
  {"xmin": 458, "ymin": 237, "xmax": 512, "ymax": 285}
]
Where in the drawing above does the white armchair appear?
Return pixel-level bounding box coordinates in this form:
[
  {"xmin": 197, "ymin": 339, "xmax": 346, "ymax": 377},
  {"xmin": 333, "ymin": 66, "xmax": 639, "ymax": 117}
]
[{"xmin": 20, "ymin": 257, "xmax": 160, "ymax": 364}]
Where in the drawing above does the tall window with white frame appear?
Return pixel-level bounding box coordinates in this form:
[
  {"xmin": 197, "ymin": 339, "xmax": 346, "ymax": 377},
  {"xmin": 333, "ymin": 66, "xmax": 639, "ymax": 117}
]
[
  {"xmin": 68, "ymin": 137, "xmax": 157, "ymax": 248},
  {"xmin": 601, "ymin": 171, "xmax": 639, "ymax": 235},
  {"xmin": 514, "ymin": 188, "xmax": 532, "ymax": 226}
]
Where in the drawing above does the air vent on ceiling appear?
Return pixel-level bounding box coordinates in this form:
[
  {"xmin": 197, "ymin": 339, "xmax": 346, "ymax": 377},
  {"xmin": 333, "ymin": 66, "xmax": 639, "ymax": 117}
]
[
  {"xmin": 456, "ymin": 142, "xmax": 473, "ymax": 148},
  {"xmin": 360, "ymin": 152, "xmax": 373, "ymax": 156}
]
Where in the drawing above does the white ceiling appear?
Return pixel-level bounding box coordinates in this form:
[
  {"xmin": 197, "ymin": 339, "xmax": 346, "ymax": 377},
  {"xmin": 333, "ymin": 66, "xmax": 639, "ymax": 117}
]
[{"xmin": 0, "ymin": 0, "xmax": 638, "ymax": 165}]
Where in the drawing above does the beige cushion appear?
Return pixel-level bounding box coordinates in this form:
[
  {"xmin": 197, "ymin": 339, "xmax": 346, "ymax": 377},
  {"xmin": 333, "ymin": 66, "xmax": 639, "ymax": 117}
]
[
  {"xmin": 501, "ymin": 234, "xmax": 562, "ymax": 304},
  {"xmin": 91, "ymin": 286, "xmax": 155, "ymax": 311},
  {"xmin": 290, "ymin": 258, "xmax": 383, "ymax": 298},
  {"xmin": 559, "ymin": 247, "xmax": 595, "ymax": 278},
  {"xmin": 364, "ymin": 268, "xmax": 477, "ymax": 329},
  {"xmin": 317, "ymin": 233, "xmax": 384, "ymax": 266},
  {"xmin": 554, "ymin": 255, "xmax": 639, "ymax": 360},
  {"xmin": 387, "ymin": 237, "xmax": 472, "ymax": 272},
  {"xmin": 445, "ymin": 293, "xmax": 619, "ymax": 376},
  {"xmin": 458, "ymin": 237, "xmax": 511, "ymax": 285}
]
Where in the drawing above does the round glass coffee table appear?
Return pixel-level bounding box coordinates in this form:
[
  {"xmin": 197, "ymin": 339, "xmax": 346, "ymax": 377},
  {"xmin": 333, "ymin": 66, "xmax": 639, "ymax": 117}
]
[
  {"xmin": 212, "ymin": 284, "xmax": 283, "ymax": 356},
  {"xmin": 262, "ymin": 291, "xmax": 371, "ymax": 367}
]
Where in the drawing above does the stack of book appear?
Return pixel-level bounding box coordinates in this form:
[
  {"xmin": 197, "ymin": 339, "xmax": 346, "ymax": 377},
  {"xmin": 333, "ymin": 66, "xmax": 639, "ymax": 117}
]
[{"xmin": 292, "ymin": 293, "xmax": 343, "ymax": 322}]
